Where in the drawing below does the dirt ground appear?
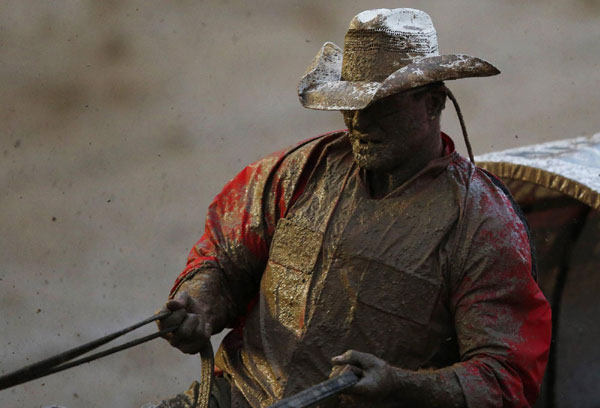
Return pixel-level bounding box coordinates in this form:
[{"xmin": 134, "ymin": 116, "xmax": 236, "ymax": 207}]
[{"xmin": 1, "ymin": 1, "xmax": 599, "ymax": 407}]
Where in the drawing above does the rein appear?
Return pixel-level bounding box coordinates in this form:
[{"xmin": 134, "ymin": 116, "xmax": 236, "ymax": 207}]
[{"xmin": 0, "ymin": 312, "xmax": 214, "ymax": 408}]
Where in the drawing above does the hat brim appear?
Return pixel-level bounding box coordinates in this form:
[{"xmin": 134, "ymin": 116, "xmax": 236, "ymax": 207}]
[{"xmin": 298, "ymin": 42, "xmax": 500, "ymax": 111}]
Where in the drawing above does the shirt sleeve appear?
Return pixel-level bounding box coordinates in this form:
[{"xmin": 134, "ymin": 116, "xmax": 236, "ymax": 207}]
[
  {"xmin": 448, "ymin": 171, "xmax": 552, "ymax": 407},
  {"xmin": 168, "ymin": 137, "xmax": 319, "ymax": 326}
]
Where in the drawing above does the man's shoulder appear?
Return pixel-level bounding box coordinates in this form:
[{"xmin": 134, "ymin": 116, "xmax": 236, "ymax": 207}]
[
  {"xmin": 447, "ymin": 155, "xmax": 535, "ymax": 278},
  {"xmin": 223, "ymin": 130, "xmax": 348, "ymax": 196},
  {"xmin": 273, "ymin": 130, "xmax": 347, "ymax": 160},
  {"xmin": 447, "ymin": 154, "xmax": 524, "ymax": 227},
  {"xmin": 249, "ymin": 130, "xmax": 348, "ymax": 173}
]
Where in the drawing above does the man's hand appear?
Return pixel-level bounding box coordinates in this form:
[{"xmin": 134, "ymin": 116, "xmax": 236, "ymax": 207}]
[
  {"xmin": 330, "ymin": 350, "xmax": 399, "ymax": 405},
  {"xmin": 158, "ymin": 291, "xmax": 213, "ymax": 354}
]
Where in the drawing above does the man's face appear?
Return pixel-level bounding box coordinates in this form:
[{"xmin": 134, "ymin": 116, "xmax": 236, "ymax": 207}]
[{"xmin": 343, "ymin": 89, "xmax": 433, "ymax": 172}]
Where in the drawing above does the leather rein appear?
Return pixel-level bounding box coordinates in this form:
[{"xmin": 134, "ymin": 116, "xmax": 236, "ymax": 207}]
[{"xmin": 0, "ymin": 311, "xmax": 215, "ymax": 408}]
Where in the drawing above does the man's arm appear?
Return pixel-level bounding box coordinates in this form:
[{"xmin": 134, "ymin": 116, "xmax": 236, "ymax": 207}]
[
  {"xmin": 158, "ymin": 152, "xmax": 289, "ymax": 352},
  {"xmin": 446, "ymin": 211, "xmax": 552, "ymax": 407},
  {"xmin": 159, "ymin": 137, "xmax": 322, "ymax": 353}
]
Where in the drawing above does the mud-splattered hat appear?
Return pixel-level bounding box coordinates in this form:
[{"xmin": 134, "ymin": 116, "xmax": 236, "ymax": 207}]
[{"xmin": 298, "ymin": 8, "xmax": 500, "ymax": 111}]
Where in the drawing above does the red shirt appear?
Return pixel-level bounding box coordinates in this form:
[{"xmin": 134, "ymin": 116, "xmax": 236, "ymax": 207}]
[{"xmin": 171, "ymin": 131, "xmax": 551, "ymax": 407}]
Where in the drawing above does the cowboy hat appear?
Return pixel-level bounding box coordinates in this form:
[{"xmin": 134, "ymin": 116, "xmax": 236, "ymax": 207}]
[{"xmin": 298, "ymin": 8, "xmax": 500, "ymax": 111}]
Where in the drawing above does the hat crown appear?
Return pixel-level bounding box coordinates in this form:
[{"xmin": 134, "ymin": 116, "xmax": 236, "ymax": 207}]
[
  {"xmin": 342, "ymin": 8, "xmax": 440, "ymax": 82},
  {"xmin": 349, "ymin": 8, "xmax": 436, "ymax": 35}
]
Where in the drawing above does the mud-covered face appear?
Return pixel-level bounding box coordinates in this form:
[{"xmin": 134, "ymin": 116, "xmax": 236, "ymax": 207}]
[{"xmin": 343, "ymin": 89, "xmax": 434, "ymax": 172}]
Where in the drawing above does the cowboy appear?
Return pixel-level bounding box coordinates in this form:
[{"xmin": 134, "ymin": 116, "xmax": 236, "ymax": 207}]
[{"xmin": 157, "ymin": 8, "xmax": 552, "ymax": 408}]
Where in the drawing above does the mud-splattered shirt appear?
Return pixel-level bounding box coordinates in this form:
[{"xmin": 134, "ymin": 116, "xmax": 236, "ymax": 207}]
[{"xmin": 170, "ymin": 131, "xmax": 551, "ymax": 408}]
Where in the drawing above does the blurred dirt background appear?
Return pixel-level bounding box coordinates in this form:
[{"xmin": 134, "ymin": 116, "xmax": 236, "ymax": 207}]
[{"xmin": 1, "ymin": 1, "xmax": 599, "ymax": 407}]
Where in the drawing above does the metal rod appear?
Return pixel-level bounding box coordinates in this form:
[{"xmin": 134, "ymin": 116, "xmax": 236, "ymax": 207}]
[{"xmin": 268, "ymin": 371, "xmax": 359, "ymax": 408}]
